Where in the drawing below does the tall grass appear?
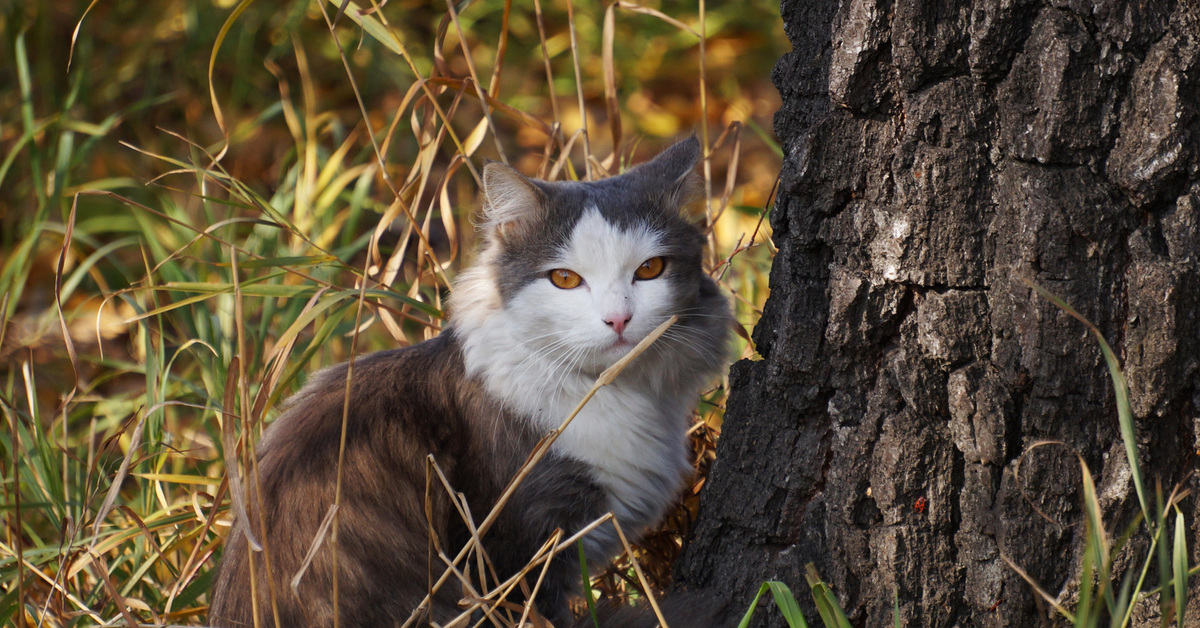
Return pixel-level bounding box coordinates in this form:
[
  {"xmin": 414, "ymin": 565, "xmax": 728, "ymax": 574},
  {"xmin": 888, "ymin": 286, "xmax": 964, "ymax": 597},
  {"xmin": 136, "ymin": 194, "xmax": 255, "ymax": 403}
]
[
  {"xmin": 1001, "ymin": 281, "xmax": 1197, "ymax": 628},
  {"xmin": 1, "ymin": 0, "xmax": 781, "ymax": 625}
]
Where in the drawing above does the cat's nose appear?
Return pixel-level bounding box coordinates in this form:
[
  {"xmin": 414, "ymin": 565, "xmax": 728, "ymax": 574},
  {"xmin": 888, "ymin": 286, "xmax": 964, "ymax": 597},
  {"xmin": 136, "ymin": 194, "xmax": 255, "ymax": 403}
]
[{"xmin": 603, "ymin": 312, "xmax": 631, "ymax": 335}]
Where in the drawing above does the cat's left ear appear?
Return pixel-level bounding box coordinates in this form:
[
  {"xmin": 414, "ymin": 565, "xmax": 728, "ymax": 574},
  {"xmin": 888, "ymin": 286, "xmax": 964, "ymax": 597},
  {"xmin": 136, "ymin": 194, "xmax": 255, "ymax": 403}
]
[
  {"xmin": 480, "ymin": 161, "xmax": 547, "ymax": 241},
  {"xmin": 638, "ymin": 135, "xmax": 703, "ymax": 211}
]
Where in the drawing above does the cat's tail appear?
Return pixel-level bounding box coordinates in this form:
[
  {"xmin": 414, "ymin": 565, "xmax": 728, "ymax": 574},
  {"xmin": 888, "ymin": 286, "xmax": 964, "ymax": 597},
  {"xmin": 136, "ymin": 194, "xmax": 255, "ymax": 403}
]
[{"xmin": 574, "ymin": 590, "xmax": 729, "ymax": 628}]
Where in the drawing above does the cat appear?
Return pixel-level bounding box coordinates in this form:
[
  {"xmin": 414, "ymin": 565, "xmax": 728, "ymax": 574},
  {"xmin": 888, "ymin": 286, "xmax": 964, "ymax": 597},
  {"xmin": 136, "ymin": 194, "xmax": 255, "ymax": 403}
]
[{"xmin": 208, "ymin": 136, "xmax": 732, "ymax": 627}]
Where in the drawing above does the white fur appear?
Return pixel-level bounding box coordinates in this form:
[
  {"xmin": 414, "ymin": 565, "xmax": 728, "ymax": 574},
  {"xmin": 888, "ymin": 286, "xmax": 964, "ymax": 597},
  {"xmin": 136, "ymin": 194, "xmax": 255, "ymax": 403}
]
[{"xmin": 453, "ymin": 209, "xmax": 698, "ymax": 556}]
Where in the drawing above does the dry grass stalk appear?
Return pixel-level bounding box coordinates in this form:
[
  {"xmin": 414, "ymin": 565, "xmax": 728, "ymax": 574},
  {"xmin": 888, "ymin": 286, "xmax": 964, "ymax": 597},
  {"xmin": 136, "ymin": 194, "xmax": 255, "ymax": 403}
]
[
  {"xmin": 2, "ymin": 0, "xmax": 781, "ymax": 623},
  {"xmin": 398, "ymin": 316, "xmax": 677, "ymax": 626}
]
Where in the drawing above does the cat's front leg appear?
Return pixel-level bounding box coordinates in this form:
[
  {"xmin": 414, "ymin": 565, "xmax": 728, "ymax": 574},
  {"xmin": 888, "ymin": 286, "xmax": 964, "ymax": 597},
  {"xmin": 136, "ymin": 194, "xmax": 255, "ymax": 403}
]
[{"xmin": 483, "ymin": 452, "xmax": 611, "ymax": 622}]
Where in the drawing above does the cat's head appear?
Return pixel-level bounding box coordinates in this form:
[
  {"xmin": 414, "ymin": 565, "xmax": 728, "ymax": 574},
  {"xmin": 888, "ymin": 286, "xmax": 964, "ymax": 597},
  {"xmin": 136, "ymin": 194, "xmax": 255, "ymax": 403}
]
[{"xmin": 452, "ymin": 136, "xmax": 728, "ymax": 379}]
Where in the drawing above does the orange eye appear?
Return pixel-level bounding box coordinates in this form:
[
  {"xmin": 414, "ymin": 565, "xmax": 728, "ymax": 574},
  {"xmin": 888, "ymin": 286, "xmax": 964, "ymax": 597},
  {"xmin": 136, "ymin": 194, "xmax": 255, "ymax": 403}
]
[
  {"xmin": 634, "ymin": 256, "xmax": 665, "ymax": 280},
  {"xmin": 548, "ymin": 268, "xmax": 583, "ymax": 289}
]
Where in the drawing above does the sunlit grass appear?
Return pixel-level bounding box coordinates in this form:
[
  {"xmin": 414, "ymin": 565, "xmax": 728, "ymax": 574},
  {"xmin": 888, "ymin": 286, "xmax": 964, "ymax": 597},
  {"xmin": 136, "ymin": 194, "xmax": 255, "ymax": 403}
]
[{"xmin": 1, "ymin": 0, "xmax": 782, "ymax": 625}]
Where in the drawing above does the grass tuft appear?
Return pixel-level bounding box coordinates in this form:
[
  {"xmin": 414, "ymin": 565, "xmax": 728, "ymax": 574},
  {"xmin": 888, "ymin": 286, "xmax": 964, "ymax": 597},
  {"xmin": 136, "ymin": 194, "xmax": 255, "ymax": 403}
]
[
  {"xmin": 999, "ymin": 280, "xmax": 1197, "ymax": 628},
  {"xmin": 1, "ymin": 0, "xmax": 783, "ymax": 625}
]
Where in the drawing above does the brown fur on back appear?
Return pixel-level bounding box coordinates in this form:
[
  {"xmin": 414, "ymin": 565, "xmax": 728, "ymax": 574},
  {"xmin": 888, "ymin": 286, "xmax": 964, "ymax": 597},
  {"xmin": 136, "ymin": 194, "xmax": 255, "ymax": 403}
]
[{"xmin": 208, "ymin": 331, "xmax": 610, "ymax": 627}]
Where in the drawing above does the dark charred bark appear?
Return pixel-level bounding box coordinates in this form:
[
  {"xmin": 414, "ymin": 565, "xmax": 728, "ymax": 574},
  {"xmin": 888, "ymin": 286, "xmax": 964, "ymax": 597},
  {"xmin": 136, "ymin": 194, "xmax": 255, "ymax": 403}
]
[{"xmin": 677, "ymin": 0, "xmax": 1200, "ymax": 625}]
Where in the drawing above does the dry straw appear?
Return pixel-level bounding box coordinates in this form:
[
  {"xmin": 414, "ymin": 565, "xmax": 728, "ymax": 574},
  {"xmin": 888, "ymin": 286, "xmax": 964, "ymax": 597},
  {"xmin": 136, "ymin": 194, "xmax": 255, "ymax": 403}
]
[{"xmin": 4, "ymin": 0, "xmax": 780, "ymax": 624}]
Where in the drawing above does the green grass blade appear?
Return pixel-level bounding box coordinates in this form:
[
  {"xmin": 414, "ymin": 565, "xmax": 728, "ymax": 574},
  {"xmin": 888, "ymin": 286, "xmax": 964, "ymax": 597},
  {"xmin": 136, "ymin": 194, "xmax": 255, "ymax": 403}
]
[
  {"xmin": 739, "ymin": 581, "xmax": 809, "ymax": 628},
  {"xmin": 737, "ymin": 582, "xmax": 772, "ymax": 628},
  {"xmin": 1174, "ymin": 507, "xmax": 1188, "ymax": 628},
  {"xmin": 805, "ymin": 564, "xmax": 851, "ymax": 628},
  {"xmin": 0, "ymin": 119, "xmax": 54, "ymax": 195},
  {"xmin": 1157, "ymin": 483, "xmax": 1173, "ymax": 624},
  {"xmin": 59, "ymin": 236, "xmax": 140, "ymax": 302},
  {"xmin": 578, "ymin": 540, "xmax": 600, "ymax": 628},
  {"xmin": 1078, "ymin": 457, "xmax": 1117, "ymax": 619},
  {"xmin": 323, "ymin": 0, "xmax": 404, "ymax": 55},
  {"xmin": 264, "ymin": 302, "xmax": 354, "ymax": 410},
  {"xmin": 766, "ymin": 581, "xmax": 809, "ymax": 628},
  {"xmin": 1118, "ymin": 529, "xmax": 1159, "ymax": 627},
  {"xmin": 172, "ymin": 562, "xmax": 218, "ymax": 610},
  {"xmin": 15, "ymin": 27, "xmax": 48, "ymax": 211},
  {"xmin": 224, "ymin": 255, "xmax": 338, "ymax": 269},
  {"xmin": 147, "ymin": 282, "xmax": 441, "ymax": 318},
  {"xmin": 1077, "ymin": 529, "xmax": 1094, "ymax": 628},
  {"xmin": 1110, "ymin": 568, "xmax": 1133, "ymax": 628},
  {"xmin": 1023, "ymin": 280, "xmax": 1149, "ymax": 526}
]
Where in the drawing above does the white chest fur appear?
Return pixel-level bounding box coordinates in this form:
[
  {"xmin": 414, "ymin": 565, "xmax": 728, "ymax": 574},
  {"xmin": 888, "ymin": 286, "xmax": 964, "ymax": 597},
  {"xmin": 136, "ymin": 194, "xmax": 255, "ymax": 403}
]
[
  {"xmin": 450, "ymin": 205, "xmax": 713, "ymax": 556},
  {"xmin": 538, "ymin": 375, "xmax": 693, "ymax": 530},
  {"xmin": 456, "ymin": 302, "xmax": 693, "ymax": 535}
]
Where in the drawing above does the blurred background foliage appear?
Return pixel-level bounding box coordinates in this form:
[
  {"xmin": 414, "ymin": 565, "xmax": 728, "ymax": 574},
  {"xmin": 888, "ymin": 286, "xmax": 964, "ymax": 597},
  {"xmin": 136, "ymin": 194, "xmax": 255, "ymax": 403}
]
[{"xmin": 0, "ymin": 0, "xmax": 784, "ymax": 624}]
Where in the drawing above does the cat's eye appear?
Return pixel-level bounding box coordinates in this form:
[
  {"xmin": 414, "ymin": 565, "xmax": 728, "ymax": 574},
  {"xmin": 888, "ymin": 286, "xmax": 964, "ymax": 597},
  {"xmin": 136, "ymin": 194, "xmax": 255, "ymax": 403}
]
[
  {"xmin": 548, "ymin": 268, "xmax": 583, "ymax": 289},
  {"xmin": 634, "ymin": 256, "xmax": 666, "ymax": 280}
]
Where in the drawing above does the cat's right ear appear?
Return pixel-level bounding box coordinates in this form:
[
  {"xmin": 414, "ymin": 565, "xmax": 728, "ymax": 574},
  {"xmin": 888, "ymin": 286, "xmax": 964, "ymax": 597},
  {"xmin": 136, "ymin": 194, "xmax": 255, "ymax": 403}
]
[{"xmin": 481, "ymin": 161, "xmax": 547, "ymax": 242}]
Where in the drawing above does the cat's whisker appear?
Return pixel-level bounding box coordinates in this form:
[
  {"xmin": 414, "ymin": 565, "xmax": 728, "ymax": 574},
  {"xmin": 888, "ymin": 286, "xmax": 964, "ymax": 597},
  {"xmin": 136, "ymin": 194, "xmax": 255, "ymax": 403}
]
[
  {"xmin": 654, "ymin": 340, "xmax": 695, "ymax": 368},
  {"xmin": 672, "ymin": 308, "xmax": 729, "ymax": 317},
  {"xmin": 510, "ymin": 337, "xmax": 574, "ymax": 383},
  {"xmin": 511, "ymin": 341, "xmax": 570, "ymax": 374},
  {"xmin": 540, "ymin": 341, "xmax": 590, "ymax": 401},
  {"xmin": 673, "ymin": 305, "xmax": 732, "ymax": 316},
  {"xmin": 664, "ymin": 325, "xmax": 725, "ymax": 346},
  {"xmin": 659, "ymin": 330, "xmax": 725, "ymax": 371}
]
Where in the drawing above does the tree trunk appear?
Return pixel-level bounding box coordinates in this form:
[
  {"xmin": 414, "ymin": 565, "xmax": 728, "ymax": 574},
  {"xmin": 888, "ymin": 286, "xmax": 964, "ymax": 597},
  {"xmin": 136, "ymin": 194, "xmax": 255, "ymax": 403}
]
[{"xmin": 676, "ymin": 0, "xmax": 1200, "ymax": 625}]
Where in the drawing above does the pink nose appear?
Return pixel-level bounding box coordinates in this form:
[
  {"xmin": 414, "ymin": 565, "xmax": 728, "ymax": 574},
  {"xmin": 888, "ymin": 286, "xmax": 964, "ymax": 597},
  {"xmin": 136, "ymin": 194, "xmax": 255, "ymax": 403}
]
[{"xmin": 603, "ymin": 313, "xmax": 631, "ymax": 335}]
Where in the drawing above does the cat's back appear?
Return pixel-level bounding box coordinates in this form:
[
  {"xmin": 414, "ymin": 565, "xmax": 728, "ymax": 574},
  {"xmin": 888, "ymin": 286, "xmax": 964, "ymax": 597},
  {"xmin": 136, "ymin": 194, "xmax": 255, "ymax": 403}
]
[
  {"xmin": 209, "ymin": 331, "xmax": 520, "ymax": 628},
  {"xmin": 256, "ymin": 331, "xmax": 480, "ymax": 477}
]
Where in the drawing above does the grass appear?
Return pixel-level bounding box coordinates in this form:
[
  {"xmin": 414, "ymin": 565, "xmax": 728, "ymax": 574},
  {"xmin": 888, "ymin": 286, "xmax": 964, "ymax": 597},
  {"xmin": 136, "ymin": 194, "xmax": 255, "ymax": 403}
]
[
  {"xmin": 1, "ymin": 0, "xmax": 782, "ymax": 625},
  {"xmin": 735, "ymin": 572, "xmax": 856, "ymax": 628},
  {"xmin": 1000, "ymin": 280, "xmax": 1197, "ymax": 628}
]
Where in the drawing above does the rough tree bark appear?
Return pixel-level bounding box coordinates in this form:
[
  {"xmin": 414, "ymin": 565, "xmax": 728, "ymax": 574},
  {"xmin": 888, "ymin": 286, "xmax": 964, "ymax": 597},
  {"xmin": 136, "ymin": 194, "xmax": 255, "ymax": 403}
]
[{"xmin": 676, "ymin": 0, "xmax": 1200, "ymax": 625}]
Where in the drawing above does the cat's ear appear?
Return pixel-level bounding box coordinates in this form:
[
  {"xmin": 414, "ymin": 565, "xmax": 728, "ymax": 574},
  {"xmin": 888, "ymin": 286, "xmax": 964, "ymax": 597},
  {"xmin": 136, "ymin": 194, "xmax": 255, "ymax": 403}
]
[
  {"xmin": 480, "ymin": 161, "xmax": 546, "ymax": 241},
  {"xmin": 637, "ymin": 135, "xmax": 703, "ymax": 212}
]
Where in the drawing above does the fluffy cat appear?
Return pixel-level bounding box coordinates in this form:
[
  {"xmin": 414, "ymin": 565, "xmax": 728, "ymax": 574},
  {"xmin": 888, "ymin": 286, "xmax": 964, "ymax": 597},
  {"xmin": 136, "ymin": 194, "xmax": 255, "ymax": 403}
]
[{"xmin": 208, "ymin": 136, "xmax": 732, "ymax": 627}]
